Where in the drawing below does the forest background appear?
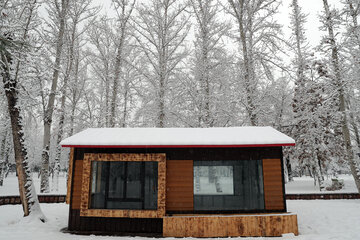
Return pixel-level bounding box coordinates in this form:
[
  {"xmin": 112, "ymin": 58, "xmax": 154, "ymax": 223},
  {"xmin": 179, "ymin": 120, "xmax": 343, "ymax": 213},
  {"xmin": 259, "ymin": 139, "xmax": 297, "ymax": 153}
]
[{"xmin": 1, "ymin": 0, "xmax": 360, "ymax": 218}]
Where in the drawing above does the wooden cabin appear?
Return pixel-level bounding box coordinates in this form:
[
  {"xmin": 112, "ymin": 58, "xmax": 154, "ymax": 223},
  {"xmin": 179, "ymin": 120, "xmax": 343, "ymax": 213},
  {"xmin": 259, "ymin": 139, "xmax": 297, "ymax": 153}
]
[{"xmin": 61, "ymin": 127, "xmax": 298, "ymax": 237}]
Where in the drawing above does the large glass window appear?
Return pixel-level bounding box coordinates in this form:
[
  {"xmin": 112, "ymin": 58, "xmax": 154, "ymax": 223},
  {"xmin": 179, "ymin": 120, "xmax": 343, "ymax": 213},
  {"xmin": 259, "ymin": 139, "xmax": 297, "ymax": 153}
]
[
  {"xmin": 194, "ymin": 160, "xmax": 264, "ymax": 211},
  {"xmin": 90, "ymin": 161, "xmax": 158, "ymax": 210}
]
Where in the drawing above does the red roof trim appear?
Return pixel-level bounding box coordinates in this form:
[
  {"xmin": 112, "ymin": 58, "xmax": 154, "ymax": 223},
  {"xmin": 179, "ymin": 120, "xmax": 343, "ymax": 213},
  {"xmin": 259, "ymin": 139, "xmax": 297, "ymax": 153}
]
[{"xmin": 61, "ymin": 143, "xmax": 295, "ymax": 148}]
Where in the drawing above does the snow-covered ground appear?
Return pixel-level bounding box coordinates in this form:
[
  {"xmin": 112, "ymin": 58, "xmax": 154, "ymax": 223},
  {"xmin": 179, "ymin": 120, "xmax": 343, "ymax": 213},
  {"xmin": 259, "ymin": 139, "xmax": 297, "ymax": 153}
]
[
  {"xmin": 1, "ymin": 173, "xmax": 357, "ymax": 196},
  {"xmin": 0, "ymin": 173, "xmax": 67, "ymax": 196},
  {"xmin": 287, "ymin": 200, "xmax": 360, "ymax": 239},
  {"xmin": 0, "ymin": 200, "xmax": 359, "ymax": 240},
  {"xmin": 0, "ymin": 174, "xmax": 359, "ymax": 239},
  {"xmin": 285, "ymin": 174, "xmax": 358, "ymax": 194}
]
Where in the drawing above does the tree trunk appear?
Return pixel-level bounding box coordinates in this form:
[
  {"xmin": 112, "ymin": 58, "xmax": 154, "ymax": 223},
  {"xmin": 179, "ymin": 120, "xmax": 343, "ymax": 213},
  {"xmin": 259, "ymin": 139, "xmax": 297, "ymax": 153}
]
[
  {"xmin": 0, "ymin": 164, "xmax": 6, "ymax": 186},
  {"xmin": 41, "ymin": 0, "xmax": 68, "ymax": 193},
  {"xmin": 122, "ymin": 79, "xmax": 129, "ymax": 128},
  {"xmin": 199, "ymin": 24, "xmax": 211, "ymax": 127},
  {"xmin": 0, "ymin": 128, "xmax": 9, "ymax": 186},
  {"xmin": 157, "ymin": 45, "xmax": 167, "ymax": 128},
  {"xmin": 109, "ymin": 0, "xmax": 135, "ymax": 127},
  {"xmin": 228, "ymin": 0, "xmax": 258, "ymax": 126},
  {"xmin": 322, "ymin": 0, "xmax": 360, "ymax": 193},
  {"xmin": 286, "ymin": 155, "xmax": 293, "ymax": 182},
  {"xmin": 199, "ymin": 18, "xmax": 211, "ymax": 127},
  {"xmin": 1, "ymin": 52, "xmax": 45, "ymax": 220},
  {"xmin": 53, "ymin": 17, "xmax": 78, "ymax": 192},
  {"xmin": 0, "ymin": 157, "xmax": 5, "ymax": 186},
  {"xmin": 69, "ymin": 44, "xmax": 81, "ymax": 137},
  {"xmin": 157, "ymin": 73, "xmax": 166, "ymax": 128},
  {"xmin": 105, "ymin": 62, "xmax": 110, "ymax": 127},
  {"xmin": 110, "ymin": 25, "xmax": 126, "ymax": 128}
]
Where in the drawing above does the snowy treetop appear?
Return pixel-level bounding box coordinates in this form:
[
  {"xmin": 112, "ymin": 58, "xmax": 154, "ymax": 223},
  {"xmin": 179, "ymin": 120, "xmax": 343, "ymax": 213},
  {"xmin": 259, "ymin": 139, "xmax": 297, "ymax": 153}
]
[{"xmin": 60, "ymin": 127, "xmax": 295, "ymax": 147}]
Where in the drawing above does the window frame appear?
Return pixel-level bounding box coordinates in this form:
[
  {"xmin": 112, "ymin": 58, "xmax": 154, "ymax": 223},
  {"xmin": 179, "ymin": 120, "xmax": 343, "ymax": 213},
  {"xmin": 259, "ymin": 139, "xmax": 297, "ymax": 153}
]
[
  {"xmin": 193, "ymin": 160, "xmax": 265, "ymax": 211},
  {"xmin": 80, "ymin": 153, "xmax": 166, "ymax": 218}
]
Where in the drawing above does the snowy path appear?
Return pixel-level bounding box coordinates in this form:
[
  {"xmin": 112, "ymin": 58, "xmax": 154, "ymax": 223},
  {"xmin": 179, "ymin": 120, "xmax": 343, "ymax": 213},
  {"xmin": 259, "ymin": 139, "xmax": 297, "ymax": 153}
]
[{"xmin": 0, "ymin": 200, "xmax": 359, "ymax": 240}]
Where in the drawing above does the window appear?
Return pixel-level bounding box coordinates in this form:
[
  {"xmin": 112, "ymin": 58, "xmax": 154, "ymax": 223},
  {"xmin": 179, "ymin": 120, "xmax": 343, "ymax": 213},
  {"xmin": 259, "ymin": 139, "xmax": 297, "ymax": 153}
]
[
  {"xmin": 194, "ymin": 166, "xmax": 234, "ymax": 195},
  {"xmin": 90, "ymin": 161, "xmax": 158, "ymax": 210},
  {"xmin": 194, "ymin": 160, "xmax": 264, "ymax": 211},
  {"xmin": 80, "ymin": 153, "xmax": 166, "ymax": 218}
]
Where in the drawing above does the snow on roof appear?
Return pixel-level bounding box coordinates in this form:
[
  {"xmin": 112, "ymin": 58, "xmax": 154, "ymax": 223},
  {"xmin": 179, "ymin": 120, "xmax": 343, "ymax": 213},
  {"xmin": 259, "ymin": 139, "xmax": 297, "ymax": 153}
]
[{"xmin": 60, "ymin": 127, "xmax": 295, "ymax": 148}]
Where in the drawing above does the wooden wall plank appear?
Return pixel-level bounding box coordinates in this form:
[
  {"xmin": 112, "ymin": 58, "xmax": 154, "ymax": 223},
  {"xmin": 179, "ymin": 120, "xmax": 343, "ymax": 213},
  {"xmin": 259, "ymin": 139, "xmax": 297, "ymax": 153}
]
[
  {"xmin": 71, "ymin": 160, "xmax": 83, "ymax": 209},
  {"xmin": 163, "ymin": 214, "xmax": 298, "ymax": 237},
  {"xmin": 263, "ymin": 158, "xmax": 284, "ymax": 210},
  {"xmin": 66, "ymin": 148, "xmax": 74, "ymax": 204},
  {"xmin": 166, "ymin": 160, "xmax": 193, "ymax": 211}
]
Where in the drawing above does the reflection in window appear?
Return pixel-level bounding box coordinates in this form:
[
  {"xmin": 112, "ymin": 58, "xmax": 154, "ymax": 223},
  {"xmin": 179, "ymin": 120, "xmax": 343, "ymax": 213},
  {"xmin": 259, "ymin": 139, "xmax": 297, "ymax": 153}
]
[
  {"xmin": 194, "ymin": 166, "xmax": 234, "ymax": 195},
  {"xmin": 90, "ymin": 161, "xmax": 158, "ymax": 210},
  {"xmin": 194, "ymin": 160, "xmax": 264, "ymax": 211}
]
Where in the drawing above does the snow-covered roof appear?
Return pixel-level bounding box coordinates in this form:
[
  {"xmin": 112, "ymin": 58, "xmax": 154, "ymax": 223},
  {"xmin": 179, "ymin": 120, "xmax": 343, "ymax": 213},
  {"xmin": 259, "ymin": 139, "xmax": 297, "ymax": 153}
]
[{"xmin": 60, "ymin": 127, "xmax": 295, "ymax": 148}]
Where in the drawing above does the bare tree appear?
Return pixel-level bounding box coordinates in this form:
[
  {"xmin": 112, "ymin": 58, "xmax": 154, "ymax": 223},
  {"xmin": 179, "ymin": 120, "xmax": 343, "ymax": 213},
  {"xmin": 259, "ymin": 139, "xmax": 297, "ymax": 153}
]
[
  {"xmin": 190, "ymin": 0, "xmax": 230, "ymax": 127},
  {"xmin": 322, "ymin": 0, "xmax": 360, "ymax": 193},
  {"xmin": 68, "ymin": 39, "xmax": 88, "ymax": 135},
  {"xmin": 343, "ymin": 0, "xmax": 360, "ymax": 152},
  {"xmin": 227, "ymin": 0, "xmax": 283, "ymax": 126},
  {"xmin": 52, "ymin": 0, "xmax": 96, "ymax": 192},
  {"xmin": 134, "ymin": 0, "xmax": 190, "ymax": 127},
  {"xmin": 109, "ymin": 0, "xmax": 136, "ymax": 127},
  {"xmin": 88, "ymin": 17, "xmax": 115, "ymax": 127},
  {"xmin": 290, "ymin": 0, "xmax": 325, "ymax": 189},
  {"xmin": 0, "ymin": 0, "xmax": 45, "ymax": 220},
  {"xmin": 40, "ymin": 0, "xmax": 70, "ymax": 193}
]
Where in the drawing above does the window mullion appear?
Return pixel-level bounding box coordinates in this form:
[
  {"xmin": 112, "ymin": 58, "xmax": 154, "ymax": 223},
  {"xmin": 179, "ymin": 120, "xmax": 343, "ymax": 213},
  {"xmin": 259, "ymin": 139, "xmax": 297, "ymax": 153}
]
[
  {"xmin": 104, "ymin": 162, "xmax": 110, "ymax": 209},
  {"xmin": 141, "ymin": 162, "xmax": 145, "ymax": 209},
  {"xmin": 123, "ymin": 162, "xmax": 128, "ymax": 199}
]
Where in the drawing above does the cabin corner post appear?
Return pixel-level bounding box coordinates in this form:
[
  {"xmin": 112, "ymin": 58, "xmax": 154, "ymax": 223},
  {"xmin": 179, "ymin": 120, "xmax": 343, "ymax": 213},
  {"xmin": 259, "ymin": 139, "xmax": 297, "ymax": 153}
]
[
  {"xmin": 80, "ymin": 153, "xmax": 93, "ymax": 215},
  {"xmin": 66, "ymin": 147, "xmax": 75, "ymax": 204},
  {"xmin": 280, "ymin": 147, "xmax": 287, "ymax": 212},
  {"xmin": 157, "ymin": 154, "xmax": 166, "ymax": 217},
  {"xmin": 67, "ymin": 147, "xmax": 78, "ymax": 231}
]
